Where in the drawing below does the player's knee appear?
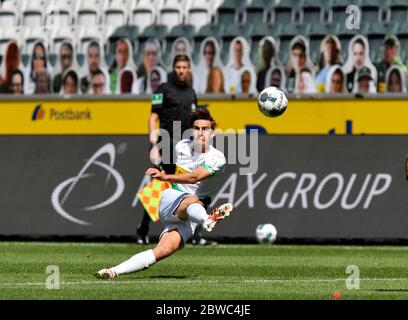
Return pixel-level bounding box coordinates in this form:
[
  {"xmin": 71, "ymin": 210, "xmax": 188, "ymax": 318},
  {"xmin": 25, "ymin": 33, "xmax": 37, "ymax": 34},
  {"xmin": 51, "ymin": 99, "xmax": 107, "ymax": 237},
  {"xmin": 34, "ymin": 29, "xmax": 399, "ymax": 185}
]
[{"xmin": 184, "ymin": 195, "xmax": 200, "ymax": 205}]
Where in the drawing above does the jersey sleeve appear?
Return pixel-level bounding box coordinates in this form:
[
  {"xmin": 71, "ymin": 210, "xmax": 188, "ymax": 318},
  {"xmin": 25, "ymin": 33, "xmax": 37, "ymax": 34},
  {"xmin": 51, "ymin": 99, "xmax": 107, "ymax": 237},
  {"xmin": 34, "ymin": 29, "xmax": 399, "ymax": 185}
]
[
  {"xmin": 151, "ymin": 85, "xmax": 165, "ymax": 115},
  {"xmin": 200, "ymin": 152, "xmax": 226, "ymax": 176},
  {"xmin": 174, "ymin": 139, "xmax": 186, "ymax": 155}
]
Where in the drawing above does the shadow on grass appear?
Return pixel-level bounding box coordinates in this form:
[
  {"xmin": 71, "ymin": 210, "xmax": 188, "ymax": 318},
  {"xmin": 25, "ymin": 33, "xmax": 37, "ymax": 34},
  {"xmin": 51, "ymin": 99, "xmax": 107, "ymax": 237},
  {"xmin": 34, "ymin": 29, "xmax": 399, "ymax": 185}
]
[{"xmin": 146, "ymin": 275, "xmax": 190, "ymax": 280}]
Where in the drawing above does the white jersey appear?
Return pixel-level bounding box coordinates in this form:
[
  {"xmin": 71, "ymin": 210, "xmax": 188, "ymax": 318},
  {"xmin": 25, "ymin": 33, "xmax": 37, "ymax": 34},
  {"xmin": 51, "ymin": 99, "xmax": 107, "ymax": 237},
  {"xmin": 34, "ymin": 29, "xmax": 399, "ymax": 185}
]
[{"xmin": 172, "ymin": 139, "xmax": 226, "ymax": 199}]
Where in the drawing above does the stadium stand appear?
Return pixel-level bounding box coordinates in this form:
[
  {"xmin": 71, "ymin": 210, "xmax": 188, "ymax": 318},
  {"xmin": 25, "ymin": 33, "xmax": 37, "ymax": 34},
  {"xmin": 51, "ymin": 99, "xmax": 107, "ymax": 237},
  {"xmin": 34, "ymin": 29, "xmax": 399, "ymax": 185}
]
[
  {"xmin": 243, "ymin": 0, "xmax": 272, "ymax": 25},
  {"xmin": 163, "ymin": 23, "xmax": 195, "ymax": 65},
  {"xmin": 103, "ymin": 0, "xmax": 131, "ymax": 28},
  {"xmin": 76, "ymin": 0, "xmax": 103, "ymax": 28},
  {"xmin": 21, "ymin": 0, "xmax": 46, "ymax": 28},
  {"xmin": 299, "ymin": 0, "xmax": 326, "ymax": 25},
  {"xmin": 0, "ymin": 0, "xmax": 407, "ymax": 94},
  {"xmin": 129, "ymin": 0, "xmax": 157, "ymax": 33},
  {"xmin": 272, "ymin": 0, "xmax": 299, "ymax": 25},
  {"xmin": 328, "ymin": 0, "xmax": 361, "ymax": 25},
  {"xmin": 215, "ymin": 0, "xmax": 247, "ymax": 25},
  {"xmin": 386, "ymin": 0, "xmax": 408, "ymax": 24},
  {"xmin": 0, "ymin": 0, "xmax": 19, "ymax": 28},
  {"xmin": 45, "ymin": 3, "xmax": 74, "ymax": 28},
  {"xmin": 185, "ymin": 0, "xmax": 213, "ymax": 32}
]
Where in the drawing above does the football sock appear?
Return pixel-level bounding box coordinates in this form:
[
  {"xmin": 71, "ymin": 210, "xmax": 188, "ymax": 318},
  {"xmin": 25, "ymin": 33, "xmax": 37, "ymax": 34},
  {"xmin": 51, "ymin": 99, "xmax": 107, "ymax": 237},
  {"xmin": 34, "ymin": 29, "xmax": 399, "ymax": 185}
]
[
  {"xmin": 111, "ymin": 249, "xmax": 156, "ymax": 275},
  {"xmin": 186, "ymin": 203, "xmax": 208, "ymax": 224}
]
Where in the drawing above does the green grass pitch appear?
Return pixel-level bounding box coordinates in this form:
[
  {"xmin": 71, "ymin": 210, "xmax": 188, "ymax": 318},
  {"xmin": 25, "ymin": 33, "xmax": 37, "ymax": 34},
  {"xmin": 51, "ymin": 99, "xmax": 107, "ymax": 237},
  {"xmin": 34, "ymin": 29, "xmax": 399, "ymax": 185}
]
[{"xmin": 1, "ymin": 241, "xmax": 408, "ymax": 300}]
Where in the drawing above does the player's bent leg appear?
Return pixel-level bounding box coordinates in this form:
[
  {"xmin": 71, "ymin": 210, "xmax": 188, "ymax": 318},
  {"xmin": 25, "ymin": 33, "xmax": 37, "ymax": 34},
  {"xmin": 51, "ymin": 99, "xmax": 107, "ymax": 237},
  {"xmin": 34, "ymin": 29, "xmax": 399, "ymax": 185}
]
[
  {"xmin": 153, "ymin": 229, "xmax": 183, "ymax": 262},
  {"xmin": 174, "ymin": 196, "xmax": 204, "ymax": 222}
]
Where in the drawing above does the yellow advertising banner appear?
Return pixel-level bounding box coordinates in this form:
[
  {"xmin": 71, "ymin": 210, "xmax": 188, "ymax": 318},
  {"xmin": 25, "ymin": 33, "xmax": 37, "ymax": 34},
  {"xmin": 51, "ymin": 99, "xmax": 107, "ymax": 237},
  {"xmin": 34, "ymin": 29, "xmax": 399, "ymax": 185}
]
[
  {"xmin": 0, "ymin": 97, "xmax": 407, "ymax": 134},
  {"xmin": 0, "ymin": 100, "xmax": 150, "ymax": 134}
]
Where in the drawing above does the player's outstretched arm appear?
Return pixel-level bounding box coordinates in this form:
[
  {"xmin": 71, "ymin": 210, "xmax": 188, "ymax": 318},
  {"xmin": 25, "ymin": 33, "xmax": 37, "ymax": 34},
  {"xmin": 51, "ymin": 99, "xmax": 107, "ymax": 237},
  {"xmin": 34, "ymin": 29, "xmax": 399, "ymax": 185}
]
[{"xmin": 146, "ymin": 166, "xmax": 210, "ymax": 184}]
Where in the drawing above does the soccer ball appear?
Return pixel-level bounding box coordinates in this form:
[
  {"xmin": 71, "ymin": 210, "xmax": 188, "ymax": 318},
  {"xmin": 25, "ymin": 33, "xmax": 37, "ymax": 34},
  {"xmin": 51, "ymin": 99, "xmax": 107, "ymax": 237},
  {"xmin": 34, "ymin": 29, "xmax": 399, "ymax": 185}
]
[
  {"xmin": 255, "ymin": 223, "xmax": 278, "ymax": 244},
  {"xmin": 257, "ymin": 86, "xmax": 288, "ymax": 117}
]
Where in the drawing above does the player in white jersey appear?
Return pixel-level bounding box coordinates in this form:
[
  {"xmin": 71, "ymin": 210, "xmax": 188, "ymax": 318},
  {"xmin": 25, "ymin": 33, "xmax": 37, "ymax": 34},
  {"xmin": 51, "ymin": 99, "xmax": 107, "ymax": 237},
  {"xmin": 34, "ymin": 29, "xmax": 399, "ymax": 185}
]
[{"xmin": 96, "ymin": 108, "xmax": 233, "ymax": 279}]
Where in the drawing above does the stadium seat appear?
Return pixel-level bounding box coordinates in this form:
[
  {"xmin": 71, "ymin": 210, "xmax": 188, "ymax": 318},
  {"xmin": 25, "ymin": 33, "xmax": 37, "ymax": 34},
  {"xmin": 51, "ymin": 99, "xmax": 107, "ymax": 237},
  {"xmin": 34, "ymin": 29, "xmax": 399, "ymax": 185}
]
[
  {"xmin": 272, "ymin": 0, "xmax": 300, "ymax": 25},
  {"xmin": 49, "ymin": 26, "xmax": 78, "ymax": 54},
  {"xmin": 103, "ymin": 0, "xmax": 130, "ymax": 28},
  {"xmin": 76, "ymin": 1, "xmax": 101, "ymax": 28},
  {"xmin": 360, "ymin": 0, "xmax": 383, "ymax": 24},
  {"xmin": 396, "ymin": 21, "xmax": 408, "ymax": 61},
  {"xmin": 166, "ymin": 23, "xmax": 195, "ymax": 42},
  {"xmin": 106, "ymin": 25, "xmax": 139, "ymax": 64},
  {"xmin": 215, "ymin": 0, "xmax": 248, "ymax": 25},
  {"xmin": 0, "ymin": 0, "xmax": 19, "ymax": 28},
  {"xmin": 386, "ymin": 0, "xmax": 408, "ymax": 23},
  {"xmin": 251, "ymin": 22, "xmax": 282, "ymax": 42},
  {"xmin": 308, "ymin": 23, "xmax": 331, "ymax": 64},
  {"xmin": 129, "ymin": 0, "xmax": 157, "ymax": 33},
  {"xmin": 367, "ymin": 21, "xmax": 389, "ymax": 63},
  {"xmin": 185, "ymin": 0, "xmax": 213, "ymax": 32},
  {"xmin": 48, "ymin": 0, "xmax": 77, "ymax": 11},
  {"xmin": 136, "ymin": 23, "xmax": 168, "ymax": 57},
  {"xmin": 158, "ymin": 0, "xmax": 185, "ymax": 31},
  {"xmin": 335, "ymin": 21, "xmax": 369, "ymax": 62},
  {"xmin": 328, "ymin": 0, "xmax": 362, "ymax": 26},
  {"xmin": 74, "ymin": 0, "xmax": 108, "ymax": 10},
  {"xmin": 195, "ymin": 22, "xmax": 225, "ymax": 41},
  {"xmin": 23, "ymin": 26, "xmax": 49, "ymax": 55},
  {"xmin": 108, "ymin": 25, "xmax": 139, "ymax": 45},
  {"xmin": 138, "ymin": 23, "xmax": 168, "ymax": 42},
  {"xmin": 385, "ymin": 20, "xmax": 399, "ymax": 34},
  {"xmin": 77, "ymin": 25, "xmax": 111, "ymax": 54},
  {"xmin": 1, "ymin": 0, "xmax": 22, "ymax": 9},
  {"xmin": 21, "ymin": 0, "xmax": 46, "ymax": 27},
  {"xmin": 163, "ymin": 24, "xmax": 195, "ymax": 65},
  {"xmin": 45, "ymin": 3, "xmax": 73, "ymax": 29},
  {"xmin": 299, "ymin": 0, "xmax": 326, "ymax": 25},
  {"xmin": 0, "ymin": 26, "xmax": 25, "ymax": 56},
  {"xmin": 243, "ymin": 0, "xmax": 273, "ymax": 25},
  {"xmin": 193, "ymin": 22, "xmax": 225, "ymax": 63},
  {"xmin": 249, "ymin": 23, "xmax": 282, "ymax": 63},
  {"xmin": 221, "ymin": 23, "xmax": 253, "ymax": 64},
  {"xmin": 278, "ymin": 23, "xmax": 311, "ymax": 64}
]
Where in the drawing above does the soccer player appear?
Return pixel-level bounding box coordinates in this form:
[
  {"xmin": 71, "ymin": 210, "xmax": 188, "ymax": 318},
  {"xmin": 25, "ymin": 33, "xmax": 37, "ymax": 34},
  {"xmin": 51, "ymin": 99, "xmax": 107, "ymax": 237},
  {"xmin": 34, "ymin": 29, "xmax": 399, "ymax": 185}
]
[
  {"xmin": 136, "ymin": 54, "xmax": 197, "ymax": 245},
  {"xmin": 96, "ymin": 108, "xmax": 233, "ymax": 279}
]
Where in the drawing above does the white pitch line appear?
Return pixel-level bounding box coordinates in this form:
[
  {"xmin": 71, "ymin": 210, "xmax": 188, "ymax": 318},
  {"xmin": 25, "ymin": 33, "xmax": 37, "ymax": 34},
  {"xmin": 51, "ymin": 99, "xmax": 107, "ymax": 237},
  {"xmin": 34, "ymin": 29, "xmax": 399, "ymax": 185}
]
[{"xmin": 1, "ymin": 278, "xmax": 408, "ymax": 288}]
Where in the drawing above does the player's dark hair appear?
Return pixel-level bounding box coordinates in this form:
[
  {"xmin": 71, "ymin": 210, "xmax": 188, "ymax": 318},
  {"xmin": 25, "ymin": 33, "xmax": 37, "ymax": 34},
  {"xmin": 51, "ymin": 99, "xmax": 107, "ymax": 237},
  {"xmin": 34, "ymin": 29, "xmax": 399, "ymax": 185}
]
[
  {"xmin": 190, "ymin": 108, "xmax": 216, "ymax": 130},
  {"xmin": 173, "ymin": 54, "xmax": 190, "ymax": 68}
]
